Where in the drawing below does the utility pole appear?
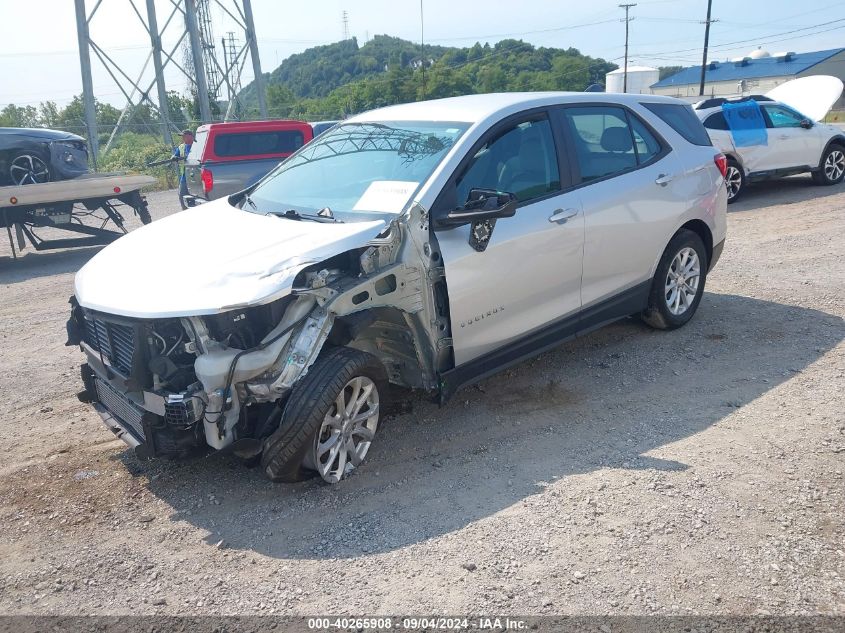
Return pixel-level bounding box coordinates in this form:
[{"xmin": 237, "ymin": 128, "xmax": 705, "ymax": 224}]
[
  {"xmin": 420, "ymin": 0, "xmax": 426, "ymax": 99},
  {"xmin": 185, "ymin": 0, "xmax": 212, "ymax": 123},
  {"xmin": 74, "ymin": 0, "xmax": 99, "ymax": 167},
  {"xmin": 243, "ymin": 0, "xmax": 268, "ymax": 118},
  {"xmin": 146, "ymin": 0, "xmax": 172, "ymax": 147},
  {"xmin": 698, "ymin": 0, "xmax": 717, "ymax": 96},
  {"xmin": 619, "ymin": 3, "xmax": 636, "ymax": 93}
]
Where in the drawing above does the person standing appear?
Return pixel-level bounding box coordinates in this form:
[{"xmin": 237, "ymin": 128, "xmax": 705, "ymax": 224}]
[{"xmin": 172, "ymin": 129, "xmax": 194, "ymax": 210}]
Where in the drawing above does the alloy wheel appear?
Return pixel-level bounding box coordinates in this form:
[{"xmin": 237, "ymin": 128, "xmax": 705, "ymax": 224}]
[
  {"xmin": 9, "ymin": 154, "xmax": 50, "ymax": 185},
  {"xmin": 824, "ymin": 149, "xmax": 845, "ymax": 182},
  {"xmin": 725, "ymin": 165, "xmax": 742, "ymax": 200},
  {"xmin": 664, "ymin": 247, "xmax": 701, "ymax": 316},
  {"xmin": 309, "ymin": 375, "xmax": 379, "ymax": 484}
]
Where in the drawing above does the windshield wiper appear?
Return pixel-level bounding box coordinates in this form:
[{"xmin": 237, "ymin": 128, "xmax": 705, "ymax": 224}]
[{"xmin": 269, "ymin": 209, "xmax": 343, "ymax": 223}]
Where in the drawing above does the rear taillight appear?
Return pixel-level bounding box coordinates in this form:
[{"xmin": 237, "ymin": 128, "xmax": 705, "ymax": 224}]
[
  {"xmin": 714, "ymin": 153, "xmax": 728, "ymax": 178},
  {"xmin": 200, "ymin": 168, "xmax": 213, "ymax": 193}
]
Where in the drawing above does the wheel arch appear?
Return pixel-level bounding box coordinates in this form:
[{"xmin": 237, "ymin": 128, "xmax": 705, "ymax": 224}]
[
  {"xmin": 678, "ymin": 219, "xmax": 713, "ymax": 267},
  {"xmin": 328, "ymin": 305, "xmax": 435, "ymax": 390},
  {"xmin": 819, "ymin": 135, "xmax": 845, "ymax": 167}
]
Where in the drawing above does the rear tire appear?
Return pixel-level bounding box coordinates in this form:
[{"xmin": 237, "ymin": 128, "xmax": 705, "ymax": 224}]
[
  {"xmin": 812, "ymin": 144, "xmax": 845, "ymax": 185},
  {"xmin": 725, "ymin": 158, "xmax": 744, "ymax": 204},
  {"xmin": 641, "ymin": 229, "xmax": 708, "ymax": 331},
  {"xmin": 261, "ymin": 347, "xmax": 388, "ymax": 484}
]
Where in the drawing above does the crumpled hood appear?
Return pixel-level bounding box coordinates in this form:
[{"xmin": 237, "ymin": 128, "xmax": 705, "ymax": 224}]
[{"xmin": 75, "ymin": 199, "xmax": 387, "ymax": 318}]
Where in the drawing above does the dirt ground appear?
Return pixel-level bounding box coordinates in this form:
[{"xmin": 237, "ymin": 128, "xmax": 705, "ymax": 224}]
[{"xmin": 0, "ymin": 179, "xmax": 843, "ymax": 616}]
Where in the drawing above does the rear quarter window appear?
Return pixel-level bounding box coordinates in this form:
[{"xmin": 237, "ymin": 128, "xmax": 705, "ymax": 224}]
[
  {"xmin": 213, "ymin": 130, "xmax": 305, "ymax": 158},
  {"xmin": 187, "ymin": 129, "xmax": 209, "ymax": 162},
  {"xmin": 642, "ymin": 102, "xmax": 712, "ymax": 146},
  {"xmin": 703, "ymin": 112, "xmax": 729, "ymax": 131}
]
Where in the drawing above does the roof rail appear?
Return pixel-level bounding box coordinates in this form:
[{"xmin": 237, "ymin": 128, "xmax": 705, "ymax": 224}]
[{"xmin": 694, "ymin": 94, "xmax": 774, "ymax": 110}]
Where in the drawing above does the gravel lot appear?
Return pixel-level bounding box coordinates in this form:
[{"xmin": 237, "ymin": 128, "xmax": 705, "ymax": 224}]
[{"xmin": 0, "ymin": 179, "xmax": 843, "ymax": 616}]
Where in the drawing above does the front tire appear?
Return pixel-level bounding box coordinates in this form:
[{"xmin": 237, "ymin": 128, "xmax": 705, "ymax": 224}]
[
  {"xmin": 725, "ymin": 158, "xmax": 744, "ymax": 204},
  {"xmin": 812, "ymin": 144, "xmax": 845, "ymax": 186},
  {"xmin": 9, "ymin": 152, "xmax": 51, "ymax": 185},
  {"xmin": 261, "ymin": 347, "xmax": 388, "ymax": 484},
  {"xmin": 641, "ymin": 229, "xmax": 708, "ymax": 330}
]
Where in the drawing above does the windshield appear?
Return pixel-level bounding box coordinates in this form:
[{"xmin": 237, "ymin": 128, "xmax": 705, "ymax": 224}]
[{"xmin": 246, "ymin": 121, "xmax": 469, "ymax": 219}]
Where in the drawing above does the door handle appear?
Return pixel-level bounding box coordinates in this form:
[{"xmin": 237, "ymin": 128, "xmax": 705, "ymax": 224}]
[
  {"xmin": 548, "ymin": 208, "xmax": 579, "ymax": 224},
  {"xmin": 655, "ymin": 173, "xmax": 674, "ymax": 186},
  {"xmin": 778, "ymin": 134, "xmax": 790, "ymax": 140}
]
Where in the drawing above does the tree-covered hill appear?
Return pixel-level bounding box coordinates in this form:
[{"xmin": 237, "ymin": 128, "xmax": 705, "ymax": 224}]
[{"xmin": 240, "ymin": 36, "xmax": 618, "ymax": 120}]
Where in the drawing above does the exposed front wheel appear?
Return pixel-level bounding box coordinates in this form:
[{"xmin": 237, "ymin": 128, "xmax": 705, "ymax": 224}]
[
  {"xmin": 641, "ymin": 229, "xmax": 708, "ymax": 330},
  {"xmin": 9, "ymin": 152, "xmax": 51, "ymax": 185},
  {"xmin": 725, "ymin": 159, "xmax": 744, "ymax": 203},
  {"xmin": 812, "ymin": 144, "xmax": 845, "ymax": 185},
  {"xmin": 261, "ymin": 347, "xmax": 387, "ymax": 484}
]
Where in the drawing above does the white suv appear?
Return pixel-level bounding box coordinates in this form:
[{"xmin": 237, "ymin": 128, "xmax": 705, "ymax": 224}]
[
  {"xmin": 68, "ymin": 93, "xmax": 727, "ymax": 483},
  {"xmin": 696, "ymin": 95, "xmax": 845, "ymax": 202}
]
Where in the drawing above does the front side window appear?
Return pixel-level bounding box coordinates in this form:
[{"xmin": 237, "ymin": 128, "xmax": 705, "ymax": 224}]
[
  {"xmin": 763, "ymin": 105, "xmax": 804, "ymax": 128},
  {"xmin": 248, "ymin": 122, "xmax": 468, "ymax": 218},
  {"xmin": 456, "ymin": 117, "xmax": 560, "ymax": 204}
]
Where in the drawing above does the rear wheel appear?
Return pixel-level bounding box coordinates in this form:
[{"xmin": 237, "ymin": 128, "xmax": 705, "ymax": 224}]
[
  {"xmin": 9, "ymin": 152, "xmax": 50, "ymax": 185},
  {"xmin": 725, "ymin": 159, "xmax": 744, "ymax": 203},
  {"xmin": 641, "ymin": 229, "xmax": 708, "ymax": 330},
  {"xmin": 812, "ymin": 144, "xmax": 845, "ymax": 185},
  {"xmin": 261, "ymin": 347, "xmax": 387, "ymax": 484}
]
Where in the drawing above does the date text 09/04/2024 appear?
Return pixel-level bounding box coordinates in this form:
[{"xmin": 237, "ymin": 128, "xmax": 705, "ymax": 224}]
[{"xmin": 307, "ymin": 617, "xmax": 529, "ymax": 630}]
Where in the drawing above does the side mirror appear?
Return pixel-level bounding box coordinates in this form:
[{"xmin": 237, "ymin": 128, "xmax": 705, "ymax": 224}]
[
  {"xmin": 435, "ymin": 188, "xmax": 518, "ymax": 228},
  {"xmin": 800, "ymin": 119, "xmax": 813, "ymax": 129}
]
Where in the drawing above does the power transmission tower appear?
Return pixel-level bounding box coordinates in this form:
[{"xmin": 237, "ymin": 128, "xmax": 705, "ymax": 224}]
[
  {"xmin": 342, "ymin": 10, "xmax": 350, "ymax": 40},
  {"xmin": 699, "ymin": 0, "xmax": 718, "ymax": 96},
  {"xmin": 619, "ymin": 3, "xmax": 636, "ymax": 93},
  {"xmin": 74, "ymin": 0, "xmax": 269, "ymax": 167}
]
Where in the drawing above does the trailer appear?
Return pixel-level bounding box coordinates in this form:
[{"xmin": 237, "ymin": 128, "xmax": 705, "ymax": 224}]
[{"xmin": 0, "ymin": 173, "xmax": 156, "ymax": 259}]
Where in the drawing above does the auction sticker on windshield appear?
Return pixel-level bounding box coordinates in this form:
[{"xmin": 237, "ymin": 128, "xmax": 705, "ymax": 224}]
[{"xmin": 353, "ymin": 180, "xmax": 418, "ymax": 212}]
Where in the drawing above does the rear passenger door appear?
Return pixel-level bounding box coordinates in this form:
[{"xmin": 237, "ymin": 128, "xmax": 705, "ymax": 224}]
[{"xmin": 556, "ymin": 105, "xmax": 687, "ymax": 311}]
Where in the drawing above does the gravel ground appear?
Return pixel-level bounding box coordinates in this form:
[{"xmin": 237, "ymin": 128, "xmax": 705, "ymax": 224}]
[{"xmin": 0, "ymin": 180, "xmax": 843, "ymax": 616}]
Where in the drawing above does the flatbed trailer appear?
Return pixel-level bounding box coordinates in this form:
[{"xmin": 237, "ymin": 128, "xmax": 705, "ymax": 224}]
[{"xmin": 0, "ymin": 173, "xmax": 156, "ymax": 259}]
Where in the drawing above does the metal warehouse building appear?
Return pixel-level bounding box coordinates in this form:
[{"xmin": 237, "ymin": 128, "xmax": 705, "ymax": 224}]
[{"xmin": 650, "ymin": 47, "xmax": 845, "ymax": 110}]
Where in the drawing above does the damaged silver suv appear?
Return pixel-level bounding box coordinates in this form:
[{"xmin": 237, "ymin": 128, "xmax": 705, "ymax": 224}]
[{"xmin": 68, "ymin": 93, "xmax": 727, "ymax": 483}]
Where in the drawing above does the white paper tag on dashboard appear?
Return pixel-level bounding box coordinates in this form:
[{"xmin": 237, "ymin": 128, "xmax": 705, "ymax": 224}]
[{"xmin": 353, "ymin": 180, "xmax": 418, "ymax": 213}]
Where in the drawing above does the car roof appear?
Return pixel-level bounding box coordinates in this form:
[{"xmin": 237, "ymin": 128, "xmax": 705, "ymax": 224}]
[
  {"xmin": 348, "ymin": 92, "xmax": 687, "ymax": 124},
  {"xmin": 196, "ymin": 120, "xmax": 311, "ymax": 132}
]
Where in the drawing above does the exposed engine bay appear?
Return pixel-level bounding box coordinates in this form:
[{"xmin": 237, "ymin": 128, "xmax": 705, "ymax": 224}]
[{"xmin": 68, "ymin": 203, "xmax": 452, "ymax": 459}]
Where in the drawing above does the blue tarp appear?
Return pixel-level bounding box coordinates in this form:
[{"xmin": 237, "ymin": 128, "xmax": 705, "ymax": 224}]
[{"xmin": 722, "ymin": 101, "xmax": 768, "ymax": 147}]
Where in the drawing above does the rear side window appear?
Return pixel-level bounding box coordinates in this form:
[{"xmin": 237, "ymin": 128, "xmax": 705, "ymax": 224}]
[
  {"xmin": 562, "ymin": 106, "xmax": 661, "ymax": 182},
  {"xmin": 643, "ymin": 102, "xmax": 712, "ymax": 146},
  {"xmin": 213, "ymin": 130, "xmax": 305, "ymax": 158},
  {"xmin": 188, "ymin": 129, "xmax": 209, "ymax": 162},
  {"xmin": 703, "ymin": 112, "xmax": 729, "ymax": 130}
]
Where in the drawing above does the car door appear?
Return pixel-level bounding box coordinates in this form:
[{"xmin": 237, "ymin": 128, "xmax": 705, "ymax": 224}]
[
  {"xmin": 434, "ymin": 110, "xmax": 584, "ymax": 366},
  {"xmin": 556, "ymin": 104, "xmax": 689, "ymax": 311},
  {"xmin": 759, "ymin": 104, "xmax": 818, "ymax": 170}
]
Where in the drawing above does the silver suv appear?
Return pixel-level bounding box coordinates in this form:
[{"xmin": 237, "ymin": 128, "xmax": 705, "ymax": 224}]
[{"xmin": 68, "ymin": 93, "xmax": 727, "ymax": 484}]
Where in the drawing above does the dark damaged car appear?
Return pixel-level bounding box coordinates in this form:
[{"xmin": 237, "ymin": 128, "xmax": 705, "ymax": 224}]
[{"xmin": 0, "ymin": 127, "xmax": 89, "ymax": 186}]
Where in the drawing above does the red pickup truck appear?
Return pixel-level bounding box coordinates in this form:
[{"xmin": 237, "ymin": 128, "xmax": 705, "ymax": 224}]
[{"xmin": 183, "ymin": 120, "xmax": 314, "ymax": 206}]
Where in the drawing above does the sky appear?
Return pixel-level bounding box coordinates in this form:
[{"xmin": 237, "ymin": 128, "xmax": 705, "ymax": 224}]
[{"xmin": 0, "ymin": 0, "xmax": 844, "ymax": 108}]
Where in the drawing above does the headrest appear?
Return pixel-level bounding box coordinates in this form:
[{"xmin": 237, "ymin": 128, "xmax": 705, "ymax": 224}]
[{"xmin": 601, "ymin": 127, "xmax": 633, "ymax": 152}]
